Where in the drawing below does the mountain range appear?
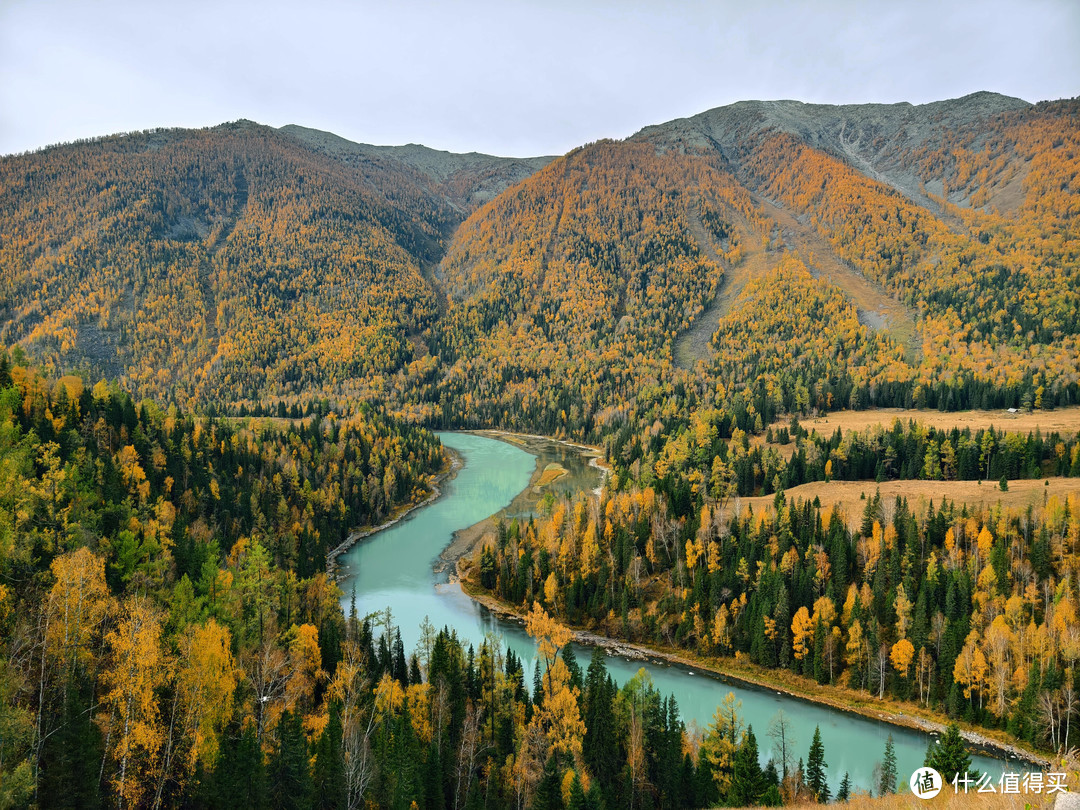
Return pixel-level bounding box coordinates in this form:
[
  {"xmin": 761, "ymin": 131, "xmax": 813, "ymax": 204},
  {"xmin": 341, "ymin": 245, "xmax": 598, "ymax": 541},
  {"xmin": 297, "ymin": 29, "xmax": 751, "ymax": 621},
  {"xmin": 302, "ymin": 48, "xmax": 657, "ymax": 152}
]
[{"xmin": 1, "ymin": 91, "xmax": 1076, "ymax": 432}]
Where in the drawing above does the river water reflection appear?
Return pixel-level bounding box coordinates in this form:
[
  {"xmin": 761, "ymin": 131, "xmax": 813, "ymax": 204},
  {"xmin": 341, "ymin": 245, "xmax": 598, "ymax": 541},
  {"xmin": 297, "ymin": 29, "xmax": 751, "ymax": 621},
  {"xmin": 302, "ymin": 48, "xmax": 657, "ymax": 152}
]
[{"xmin": 338, "ymin": 432, "xmax": 1012, "ymax": 794}]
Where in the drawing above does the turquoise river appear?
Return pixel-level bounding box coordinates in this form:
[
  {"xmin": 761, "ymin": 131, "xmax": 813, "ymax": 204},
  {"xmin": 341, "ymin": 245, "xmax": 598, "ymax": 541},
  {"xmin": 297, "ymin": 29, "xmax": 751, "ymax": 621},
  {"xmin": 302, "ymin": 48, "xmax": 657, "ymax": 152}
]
[{"xmin": 338, "ymin": 432, "xmax": 1022, "ymax": 795}]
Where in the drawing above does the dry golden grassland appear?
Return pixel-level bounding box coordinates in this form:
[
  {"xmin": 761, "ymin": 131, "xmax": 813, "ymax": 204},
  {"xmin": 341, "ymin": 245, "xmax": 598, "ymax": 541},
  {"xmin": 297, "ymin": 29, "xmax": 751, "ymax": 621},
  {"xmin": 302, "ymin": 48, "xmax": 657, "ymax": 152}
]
[
  {"xmin": 774, "ymin": 407, "xmax": 1080, "ymax": 439},
  {"xmin": 757, "ymin": 407, "xmax": 1080, "ymax": 464},
  {"xmin": 739, "ymin": 478, "xmax": 1080, "ymax": 530}
]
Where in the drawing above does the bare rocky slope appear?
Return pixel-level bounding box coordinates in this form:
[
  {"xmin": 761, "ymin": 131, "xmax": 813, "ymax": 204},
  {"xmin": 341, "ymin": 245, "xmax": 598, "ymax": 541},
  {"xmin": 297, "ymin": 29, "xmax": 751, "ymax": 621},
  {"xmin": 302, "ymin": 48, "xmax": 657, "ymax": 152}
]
[
  {"xmin": 633, "ymin": 91, "xmax": 1031, "ymax": 210},
  {"xmin": 279, "ymin": 123, "xmax": 554, "ymax": 213}
]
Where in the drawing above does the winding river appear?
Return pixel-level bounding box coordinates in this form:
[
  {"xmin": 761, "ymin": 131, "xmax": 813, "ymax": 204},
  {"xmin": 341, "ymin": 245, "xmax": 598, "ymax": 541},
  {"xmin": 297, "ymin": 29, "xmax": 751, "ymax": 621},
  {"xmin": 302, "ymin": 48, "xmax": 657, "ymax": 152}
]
[{"xmin": 338, "ymin": 432, "xmax": 1014, "ymax": 794}]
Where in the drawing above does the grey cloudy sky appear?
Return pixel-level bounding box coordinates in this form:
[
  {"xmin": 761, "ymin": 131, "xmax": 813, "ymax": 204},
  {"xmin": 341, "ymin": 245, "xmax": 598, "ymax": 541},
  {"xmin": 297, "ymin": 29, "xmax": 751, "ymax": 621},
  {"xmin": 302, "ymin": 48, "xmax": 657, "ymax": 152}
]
[{"xmin": 2, "ymin": 0, "xmax": 1077, "ymax": 157}]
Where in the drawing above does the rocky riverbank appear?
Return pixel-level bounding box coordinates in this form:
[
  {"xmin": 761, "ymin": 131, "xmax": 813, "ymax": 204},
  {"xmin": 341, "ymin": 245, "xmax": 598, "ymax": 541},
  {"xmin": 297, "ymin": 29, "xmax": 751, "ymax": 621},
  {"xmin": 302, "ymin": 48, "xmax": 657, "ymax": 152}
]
[{"xmin": 459, "ymin": 579, "xmax": 1051, "ymax": 771}]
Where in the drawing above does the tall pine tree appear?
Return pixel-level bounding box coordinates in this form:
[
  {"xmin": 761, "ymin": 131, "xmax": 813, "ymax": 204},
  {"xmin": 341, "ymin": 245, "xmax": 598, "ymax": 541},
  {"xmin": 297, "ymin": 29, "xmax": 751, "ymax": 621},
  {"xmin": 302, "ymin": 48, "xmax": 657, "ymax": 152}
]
[
  {"xmin": 836, "ymin": 771, "xmax": 851, "ymax": 802},
  {"xmin": 806, "ymin": 725, "xmax": 830, "ymax": 803},
  {"xmin": 729, "ymin": 725, "xmax": 765, "ymax": 806},
  {"xmin": 312, "ymin": 702, "xmax": 346, "ymax": 809},
  {"xmin": 878, "ymin": 733, "xmax": 897, "ymax": 796},
  {"xmin": 269, "ymin": 710, "xmax": 313, "ymax": 810}
]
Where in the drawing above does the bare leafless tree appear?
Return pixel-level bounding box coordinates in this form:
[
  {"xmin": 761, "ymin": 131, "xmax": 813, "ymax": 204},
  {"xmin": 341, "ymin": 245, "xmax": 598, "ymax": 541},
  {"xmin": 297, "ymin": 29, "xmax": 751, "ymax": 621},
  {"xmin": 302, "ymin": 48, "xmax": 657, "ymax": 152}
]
[
  {"xmin": 1063, "ymin": 676, "xmax": 1078, "ymax": 753},
  {"xmin": 334, "ymin": 640, "xmax": 377, "ymax": 810},
  {"xmin": 1038, "ymin": 690, "xmax": 1061, "ymax": 751},
  {"xmin": 514, "ymin": 719, "xmax": 546, "ymax": 810},
  {"xmin": 243, "ymin": 639, "xmax": 288, "ymax": 745},
  {"xmin": 877, "ymin": 643, "xmax": 890, "ymax": 699},
  {"xmin": 455, "ymin": 701, "xmax": 486, "ymax": 810},
  {"xmin": 768, "ymin": 710, "xmax": 796, "ymax": 781}
]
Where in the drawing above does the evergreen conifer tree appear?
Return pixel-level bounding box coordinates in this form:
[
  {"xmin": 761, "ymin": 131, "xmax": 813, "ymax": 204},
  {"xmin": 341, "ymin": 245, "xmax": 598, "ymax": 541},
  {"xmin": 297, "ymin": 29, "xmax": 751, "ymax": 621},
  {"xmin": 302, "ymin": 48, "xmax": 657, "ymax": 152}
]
[
  {"xmin": 680, "ymin": 753, "xmax": 697, "ymax": 810},
  {"xmin": 533, "ymin": 660, "xmax": 544, "ymax": 707},
  {"xmin": 562, "ymin": 644, "xmax": 583, "ymax": 693},
  {"xmin": 215, "ymin": 720, "xmax": 268, "ymax": 809},
  {"xmin": 924, "ymin": 723, "xmax": 977, "ymax": 784},
  {"xmin": 584, "ymin": 779, "xmax": 606, "ymax": 810},
  {"xmin": 38, "ymin": 674, "xmax": 101, "ymax": 809},
  {"xmin": 837, "ymin": 771, "xmax": 851, "ymax": 801},
  {"xmin": 567, "ymin": 773, "xmax": 586, "ymax": 810},
  {"xmin": 879, "ymin": 733, "xmax": 897, "ymax": 796},
  {"xmin": 423, "ymin": 741, "xmax": 445, "ymax": 810},
  {"xmin": 269, "ymin": 710, "xmax": 313, "ymax": 810},
  {"xmin": 696, "ymin": 748, "xmax": 720, "ymax": 808},
  {"xmin": 760, "ymin": 759, "xmax": 783, "ymax": 807},
  {"xmin": 730, "ymin": 725, "xmax": 765, "ymax": 806},
  {"xmin": 533, "ymin": 753, "xmax": 564, "ymax": 810},
  {"xmin": 392, "ymin": 629, "xmax": 408, "ymax": 685},
  {"xmin": 806, "ymin": 726, "xmax": 830, "ymax": 802},
  {"xmin": 762, "ymin": 759, "xmax": 780, "ymax": 791},
  {"xmin": 312, "ymin": 702, "xmax": 346, "ymax": 809}
]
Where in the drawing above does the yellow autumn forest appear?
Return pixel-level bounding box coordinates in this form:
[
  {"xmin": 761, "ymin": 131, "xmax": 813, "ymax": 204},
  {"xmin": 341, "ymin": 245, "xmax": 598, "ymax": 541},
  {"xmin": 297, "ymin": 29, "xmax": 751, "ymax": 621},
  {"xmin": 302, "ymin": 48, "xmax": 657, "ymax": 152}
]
[{"xmin": 0, "ymin": 94, "xmax": 1078, "ymax": 808}]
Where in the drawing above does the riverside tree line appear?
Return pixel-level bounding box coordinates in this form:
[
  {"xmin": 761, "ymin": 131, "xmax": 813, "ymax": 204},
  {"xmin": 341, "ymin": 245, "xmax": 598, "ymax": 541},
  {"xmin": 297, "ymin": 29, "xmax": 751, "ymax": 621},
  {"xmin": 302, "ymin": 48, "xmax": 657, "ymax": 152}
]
[{"xmin": 473, "ymin": 470, "xmax": 1079, "ymax": 757}]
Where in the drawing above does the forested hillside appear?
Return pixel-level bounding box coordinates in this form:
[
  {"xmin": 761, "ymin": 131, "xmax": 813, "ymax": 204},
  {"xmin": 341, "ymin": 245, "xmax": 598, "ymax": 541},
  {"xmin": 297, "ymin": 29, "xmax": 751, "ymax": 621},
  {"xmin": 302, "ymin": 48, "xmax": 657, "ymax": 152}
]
[
  {"xmin": 2, "ymin": 92, "xmax": 1080, "ymax": 808},
  {"xmin": 420, "ymin": 93, "xmax": 1079, "ymax": 445},
  {"xmin": 0, "ymin": 353, "xmax": 838, "ymax": 810},
  {"xmin": 4, "ymin": 95, "xmax": 1077, "ymax": 430},
  {"xmin": 472, "ymin": 435, "xmax": 1080, "ymax": 755},
  {"xmin": 0, "ymin": 353, "xmax": 445, "ymax": 807},
  {"xmin": 0, "ymin": 122, "xmax": 542, "ymax": 411},
  {"xmin": 428, "ymin": 138, "xmax": 763, "ymax": 432}
]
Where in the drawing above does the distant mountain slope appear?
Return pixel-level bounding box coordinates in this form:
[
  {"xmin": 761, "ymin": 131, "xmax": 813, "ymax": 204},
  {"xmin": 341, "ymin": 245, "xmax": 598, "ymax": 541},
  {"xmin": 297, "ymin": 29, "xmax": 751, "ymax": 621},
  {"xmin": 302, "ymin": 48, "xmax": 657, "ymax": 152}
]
[
  {"xmin": 434, "ymin": 93, "xmax": 1079, "ymax": 432},
  {"xmin": 633, "ymin": 91, "xmax": 1032, "ymax": 210},
  {"xmin": 279, "ymin": 124, "xmax": 554, "ymax": 213},
  {"xmin": 639, "ymin": 94, "xmax": 1080, "ymax": 377},
  {"xmin": 0, "ymin": 121, "xmax": 551, "ymax": 408},
  {"xmin": 429, "ymin": 138, "xmax": 756, "ymax": 430},
  {"xmin": 0, "ymin": 94, "xmax": 1077, "ymax": 430}
]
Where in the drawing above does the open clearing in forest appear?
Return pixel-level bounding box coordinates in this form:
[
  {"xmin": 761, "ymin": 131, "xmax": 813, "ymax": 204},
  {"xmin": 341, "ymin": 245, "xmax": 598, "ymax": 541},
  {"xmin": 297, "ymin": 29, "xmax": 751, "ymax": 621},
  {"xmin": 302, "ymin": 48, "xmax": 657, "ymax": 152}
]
[
  {"xmin": 738, "ymin": 477, "xmax": 1080, "ymax": 529},
  {"xmin": 770, "ymin": 406, "xmax": 1080, "ymax": 439}
]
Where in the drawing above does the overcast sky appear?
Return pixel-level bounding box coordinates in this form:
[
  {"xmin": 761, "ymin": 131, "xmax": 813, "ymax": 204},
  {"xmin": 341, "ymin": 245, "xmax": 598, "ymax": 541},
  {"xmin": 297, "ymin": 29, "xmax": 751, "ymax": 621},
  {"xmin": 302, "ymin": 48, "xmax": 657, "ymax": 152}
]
[{"xmin": 2, "ymin": 0, "xmax": 1077, "ymax": 158}]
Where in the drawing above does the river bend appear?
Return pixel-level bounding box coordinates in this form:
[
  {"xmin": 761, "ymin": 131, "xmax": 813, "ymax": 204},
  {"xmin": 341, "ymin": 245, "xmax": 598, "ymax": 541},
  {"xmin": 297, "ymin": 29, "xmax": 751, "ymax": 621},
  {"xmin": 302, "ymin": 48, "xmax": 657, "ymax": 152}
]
[{"xmin": 338, "ymin": 432, "xmax": 1010, "ymax": 793}]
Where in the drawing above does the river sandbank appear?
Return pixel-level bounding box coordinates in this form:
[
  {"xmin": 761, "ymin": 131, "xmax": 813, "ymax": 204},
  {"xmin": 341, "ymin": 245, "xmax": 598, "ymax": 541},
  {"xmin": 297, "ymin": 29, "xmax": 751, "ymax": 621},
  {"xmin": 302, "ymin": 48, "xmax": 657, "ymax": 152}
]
[{"xmin": 435, "ymin": 430, "xmax": 607, "ymax": 573}]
